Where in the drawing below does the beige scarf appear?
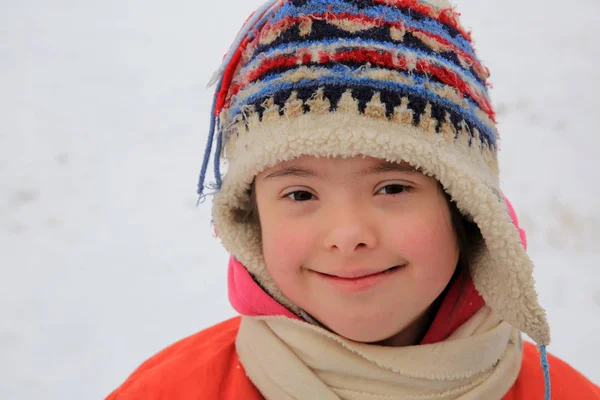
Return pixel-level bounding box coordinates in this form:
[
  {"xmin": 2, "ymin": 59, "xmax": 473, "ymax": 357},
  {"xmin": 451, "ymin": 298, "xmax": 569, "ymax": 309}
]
[{"xmin": 236, "ymin": 307, "xmax": 523, "ymax": 400}]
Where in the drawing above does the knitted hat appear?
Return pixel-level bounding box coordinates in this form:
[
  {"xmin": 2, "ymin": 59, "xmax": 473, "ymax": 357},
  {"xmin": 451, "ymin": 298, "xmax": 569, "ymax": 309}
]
[{"xmin": 198, "ymin": 0, "xmax": 550, "ymax": 348}]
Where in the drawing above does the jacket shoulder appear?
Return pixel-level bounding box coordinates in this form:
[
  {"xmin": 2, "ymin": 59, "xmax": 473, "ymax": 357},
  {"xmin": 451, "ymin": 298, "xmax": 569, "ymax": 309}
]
[
  {"xmin": 106, "ymin": 316, "xmax": 262, "ymax": 400},
  {"xmin": 504, "ymin": 341, "xmax": 600, "ymax": 399}
]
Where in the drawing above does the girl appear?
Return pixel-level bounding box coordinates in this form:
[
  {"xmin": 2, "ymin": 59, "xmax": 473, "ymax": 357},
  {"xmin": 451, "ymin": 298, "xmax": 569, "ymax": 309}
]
[{"xmin": 107, "ymin": 0, "xmax": 600, "ymax": 398}]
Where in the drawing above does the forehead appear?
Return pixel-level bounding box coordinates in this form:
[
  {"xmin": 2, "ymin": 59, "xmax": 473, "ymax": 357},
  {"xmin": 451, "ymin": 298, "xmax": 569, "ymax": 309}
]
[{"xmin": 259, "ymin": 156, "xmax": 420, "ymax": 181}]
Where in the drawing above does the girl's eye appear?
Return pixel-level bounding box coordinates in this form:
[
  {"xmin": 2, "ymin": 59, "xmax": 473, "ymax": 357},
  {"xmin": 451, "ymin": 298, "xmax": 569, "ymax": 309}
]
[
  {"xmin": 377, "ymin": 184, "xmax": 410, "ymax": 195},
  {"xmin": 285, "ymin": 191, "xmax": 316, "ymax": 202}
]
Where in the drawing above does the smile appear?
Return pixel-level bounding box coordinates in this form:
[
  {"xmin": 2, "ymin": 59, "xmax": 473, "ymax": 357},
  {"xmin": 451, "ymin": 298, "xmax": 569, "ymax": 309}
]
[{"xmin": 314, "ymin": 265, "xmax": 406, "ymax": 293}]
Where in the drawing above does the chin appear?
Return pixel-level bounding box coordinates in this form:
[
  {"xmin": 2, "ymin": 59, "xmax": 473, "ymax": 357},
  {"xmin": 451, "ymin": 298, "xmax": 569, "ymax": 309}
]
[{"xmin": 343, "ymin": 331, "xmax": 394, "ymax": 343}]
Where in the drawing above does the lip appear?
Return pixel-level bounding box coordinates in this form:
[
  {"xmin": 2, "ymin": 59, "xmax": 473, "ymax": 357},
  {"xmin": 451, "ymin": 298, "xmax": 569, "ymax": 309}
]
[{"xmin": 313, "ymin": 265, "xmax": 406, "ymax": 293}]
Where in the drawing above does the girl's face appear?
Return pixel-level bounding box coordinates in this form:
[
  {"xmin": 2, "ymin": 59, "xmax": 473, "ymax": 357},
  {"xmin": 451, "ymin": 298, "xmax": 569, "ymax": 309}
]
[{"xmin": 255, "ymin": 156, "xmax": 459, "ymax": 345}]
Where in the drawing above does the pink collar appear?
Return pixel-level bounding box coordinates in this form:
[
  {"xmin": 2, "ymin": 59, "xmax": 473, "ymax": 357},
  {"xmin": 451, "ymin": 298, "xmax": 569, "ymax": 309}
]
[{"xmin": 228, "ymin": 256, "xmax": 299, "ymax": 320}]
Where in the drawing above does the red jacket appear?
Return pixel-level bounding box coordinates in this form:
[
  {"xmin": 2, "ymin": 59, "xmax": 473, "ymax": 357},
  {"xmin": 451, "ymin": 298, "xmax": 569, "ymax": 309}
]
[{"xmin": 107, "ymin": 316, "xmax": 600, "ymax": 400}]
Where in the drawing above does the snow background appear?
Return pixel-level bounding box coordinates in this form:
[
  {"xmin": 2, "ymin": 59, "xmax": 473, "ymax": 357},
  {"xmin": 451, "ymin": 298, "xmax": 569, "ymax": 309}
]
[{"xmin": 1, "ymin": 0, "xmax": 598, "ymax": 398}]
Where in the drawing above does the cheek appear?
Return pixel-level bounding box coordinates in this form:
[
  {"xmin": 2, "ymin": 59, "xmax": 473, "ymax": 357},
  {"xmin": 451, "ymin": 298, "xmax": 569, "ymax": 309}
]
[
  {"xmin": 261, "ymin": 215, "xmax": 315, "ymax": 277},
  {"xmin": 389, "ymin": 206, "xmax": 459, "ymax": 285}
]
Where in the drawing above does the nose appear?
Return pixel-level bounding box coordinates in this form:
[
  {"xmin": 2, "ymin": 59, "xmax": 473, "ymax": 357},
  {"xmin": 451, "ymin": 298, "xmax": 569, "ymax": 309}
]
[{"xmin": 322, "ymin": 205, "xmax": 378, "ymax": 254}]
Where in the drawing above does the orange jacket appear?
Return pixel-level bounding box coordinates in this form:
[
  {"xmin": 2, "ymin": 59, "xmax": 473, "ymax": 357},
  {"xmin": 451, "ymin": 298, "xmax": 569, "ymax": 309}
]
[{"xmin": 107, "ymin": 317, "xmax": 600, "ymax": 400}]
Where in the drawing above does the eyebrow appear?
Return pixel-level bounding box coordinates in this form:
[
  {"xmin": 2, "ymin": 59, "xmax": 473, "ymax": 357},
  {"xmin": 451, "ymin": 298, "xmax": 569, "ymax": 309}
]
[
  {"xmin": 264, "ymin": 166, "xmax": 323, "ymax": 180},
  {"xmin": 359, "ymin": 161, "xmax": 418, "ymax": 176},
  {"xmin": 263, "ymin": 160, "xmax": 418, "ymax": 180}
]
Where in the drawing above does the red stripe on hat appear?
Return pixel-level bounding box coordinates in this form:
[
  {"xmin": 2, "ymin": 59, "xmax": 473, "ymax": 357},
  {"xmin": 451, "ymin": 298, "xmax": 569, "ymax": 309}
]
[
  {"xmin": 216, "ymin": 36, "xmax": 254, "ymax": 116},
  {"xmin": 229, "ymin": 47, "xmax": 496, "ymax": 122},
  {"xmin": 407, "ymin": 27, "xmax": 489, "ymax": 81},
  {"xmin": 415, "ymin": 60, "xmax": 496, "ymax": 122},
  {"xmin": 372, "ymin": 0, "xmax": 472, "ymax": 42},
  {"xmin": 255, "ymin": 12, "xmax": 486, "ymax": 81},
  {"xmin": 228, "ymin": 53, "xmax": 301, "ymax": 99},
  {"xmin": 260, "ymin": 12, "xmax": 406, "ymax": 43}
]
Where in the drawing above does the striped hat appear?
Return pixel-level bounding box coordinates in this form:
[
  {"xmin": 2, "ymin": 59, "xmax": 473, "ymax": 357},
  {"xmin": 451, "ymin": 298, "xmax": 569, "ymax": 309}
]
[{"xmin": 197, "ymin": 0, "xmax": 550, "ymax": 349}]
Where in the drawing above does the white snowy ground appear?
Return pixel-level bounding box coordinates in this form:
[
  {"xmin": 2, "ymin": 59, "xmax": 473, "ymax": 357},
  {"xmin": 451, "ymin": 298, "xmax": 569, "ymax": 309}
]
[{"xmin": 1, "ymin": 0, "xmax": 598, "ymax": 398}]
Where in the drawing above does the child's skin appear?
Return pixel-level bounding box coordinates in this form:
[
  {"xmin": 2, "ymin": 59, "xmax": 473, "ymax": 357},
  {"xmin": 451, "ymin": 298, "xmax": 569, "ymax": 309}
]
[{"xmin": 255, "ymin": 156, "xmax": 459, "ymax": 346}]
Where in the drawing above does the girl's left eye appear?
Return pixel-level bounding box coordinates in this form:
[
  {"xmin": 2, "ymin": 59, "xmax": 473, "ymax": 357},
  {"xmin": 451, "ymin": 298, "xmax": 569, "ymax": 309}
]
[
  {"xmin": 377, "ymin": 184, "xmax": 410, "ymax": 195},
  {"xmin": 285, "ymin": 191, "xmax": 316, "ymax": 202}
]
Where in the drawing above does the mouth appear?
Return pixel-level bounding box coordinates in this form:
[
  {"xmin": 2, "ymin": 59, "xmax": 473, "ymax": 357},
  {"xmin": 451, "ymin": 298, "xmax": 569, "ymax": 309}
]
[
  {"xmin": 320, "ymin": 265, "xmax": 406, "ymax": 280},
  {"xmin": 313, "ymin": 264, "xmax": 406, "ymax": 293}
]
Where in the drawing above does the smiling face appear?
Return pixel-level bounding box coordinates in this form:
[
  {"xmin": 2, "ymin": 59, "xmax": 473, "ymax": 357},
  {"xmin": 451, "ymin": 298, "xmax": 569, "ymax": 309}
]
[{"xmin": 255, "ymin": 155, "xmax": 460, "ymax": 345}]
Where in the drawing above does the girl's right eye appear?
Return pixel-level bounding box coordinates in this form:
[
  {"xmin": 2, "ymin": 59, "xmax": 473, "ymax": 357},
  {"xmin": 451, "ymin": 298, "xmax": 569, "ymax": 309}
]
[{"xmin": 285, "ymin": 191, "xmax": 316, "ymax": 202}]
